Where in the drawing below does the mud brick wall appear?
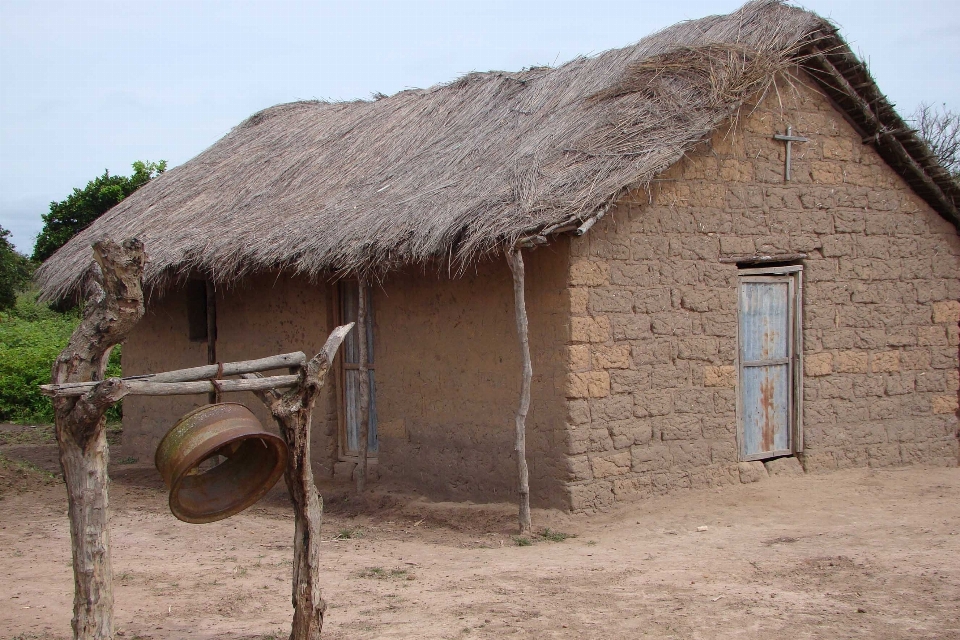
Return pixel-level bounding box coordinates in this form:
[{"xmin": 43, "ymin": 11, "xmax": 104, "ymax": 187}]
[
  {"xmin": 122, "ymin": 273, "xmax": 339, "ymax": 471},
  {"xmin": 561, "ymin": 77, "xmax": 960, "ymax": 510},
  {"xmin": 374, "ymin": 249, "xmax": 570, "ymax": 508}
]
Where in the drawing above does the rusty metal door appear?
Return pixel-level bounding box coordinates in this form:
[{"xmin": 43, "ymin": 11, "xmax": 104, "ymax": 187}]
[{"xmin": 738, "ymin": 275, "xmax": 796, "ymax": 460}]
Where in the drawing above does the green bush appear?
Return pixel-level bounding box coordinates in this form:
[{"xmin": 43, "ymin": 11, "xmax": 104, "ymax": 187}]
[
  {"xmin": 0, "ymin": 292, "xmax": 121, "ymax": 424},
  {"xmin": 0, "ymin": 226, "xmax": 33, "ymax": 310}
]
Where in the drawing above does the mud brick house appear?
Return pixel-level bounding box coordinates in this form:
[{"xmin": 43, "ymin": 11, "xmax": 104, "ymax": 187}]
[{"xmin": 38, "ymin": 0, "xmax": 960, "ymax": 511}]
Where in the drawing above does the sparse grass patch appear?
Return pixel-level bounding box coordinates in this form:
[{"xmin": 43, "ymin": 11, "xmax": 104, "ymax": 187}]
[
  {"xmin": 106, "ymin": 423, "xmax": 124, "ymax": 446},
  {"xmin": 0, "ymin": 451, "xmax": 59, "ymax": 497},
  {"xmin": 335, "ymin": 527, "xmax": 363, "ymax": 540},
  {"xmin": 358, "ymin": 566, "xmax": 388, "ymax": 579},
  {"xmin": 537, "ymin": 527, "xmax": 574, "ymax": 542},
  {"xmin": 510, "ymin": 528, "xmax": 574, "ymax": 546},
  {"xmin": 115, "ymin": 456, "xmax": 138, "ymax": 465},
  {"xmin": 16, "ymin": 458, "xmax": 55, "ymax": 480},
  {"xmin": 357, "ymin": 566, "xmax": 411, "ymax": 580},
  {"xmin": 0, "ymin": 424, "xmax": 55, "ymax": 446}
]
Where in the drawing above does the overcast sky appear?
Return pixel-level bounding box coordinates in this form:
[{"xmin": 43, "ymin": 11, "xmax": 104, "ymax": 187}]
[{"xmin": 1, "ymin": 0, "xmax": 959, "ymax": 253}]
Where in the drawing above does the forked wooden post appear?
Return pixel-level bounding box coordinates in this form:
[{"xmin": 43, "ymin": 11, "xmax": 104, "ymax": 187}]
[
  {"xmin": 506, "ymin": 246, "xmax": 533, "ymax": 535},
  {"xmin": 242, "ymin": 324, "xmax": 353, "ymax": 640},
  {"xmin": 43, "ymin": 237, "xmax": 350, "ymax": 640},
  {"xmin": 51, "ymin": 238, "xmax": 146, "ymax": 640},
  {"xmin": 355, "ymin": 279, "xmax": 370, "ymax": 492}
]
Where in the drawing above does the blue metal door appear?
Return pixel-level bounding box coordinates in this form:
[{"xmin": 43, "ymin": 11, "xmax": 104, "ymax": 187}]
[{"xmin": 738, "ymin": 275, "xmax": 796, "ymax": 460}]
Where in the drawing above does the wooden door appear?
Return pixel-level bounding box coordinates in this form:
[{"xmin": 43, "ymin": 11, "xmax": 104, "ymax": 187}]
[
  {"xmin": 737, "ymin": 272, "xmax": 800, "ymax": 460},
  {"xmin": 339, "ymin": 282, "xmax": 378, "ymax": 457}
]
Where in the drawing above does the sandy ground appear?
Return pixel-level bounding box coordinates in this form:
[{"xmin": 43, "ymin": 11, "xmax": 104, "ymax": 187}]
[{"xmin": 1, "ymin": 427, "xmax": 959, "ymax": 640}]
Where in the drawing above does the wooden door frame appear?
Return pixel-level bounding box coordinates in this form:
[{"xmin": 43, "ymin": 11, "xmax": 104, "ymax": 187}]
[
  {"xmin": 735, "ymin": 265, "xmax": 804, "ymax": 461},
  {"xmin": 333, "ymin": 280, "xmax": 378, "ymax": 463}
]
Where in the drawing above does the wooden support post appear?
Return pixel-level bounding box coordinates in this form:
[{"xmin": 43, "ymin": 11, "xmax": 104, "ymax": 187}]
[
  {"xmin": 356, "ymin": 279, "xmax": 370, "ymax": 493},
  {"xmin": 51, "ymin": 239, "xmax": 145, "ymax": 640},
  {"xmin": 243, "ymin": 324, "xmax": 353, "ymax": 640},
  {"xmin": 506, "ymin": 247, "xmax": 533, "ymax": 536},
  {"xmin": 206, "ymin": 280, "xmax": 219, "ymax": 404}
]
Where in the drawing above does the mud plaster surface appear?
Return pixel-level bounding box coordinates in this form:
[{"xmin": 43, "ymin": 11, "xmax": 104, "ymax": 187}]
[
  {"xmin": 122, "ymin": 273, "xmax": 338, "ymax": 477},
  {"xmin": 2, "ymin": 438, "xmax": 959, "ymax": 640},
  {"xmin": 374, "ymin": 250, "xmax": 568, "ymax": 507},
  {"xmin": 122, "ymin": 250, "xmax": 571, "ymax": 507}
]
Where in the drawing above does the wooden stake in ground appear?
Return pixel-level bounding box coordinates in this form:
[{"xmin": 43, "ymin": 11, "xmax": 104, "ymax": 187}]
[
  {"xmin": 355, "ymin": 279, "xmax": 370, "ymax": 493},
  {"xmin": 506, "ymin": 246, "xmax": 533, "ymax": 536},
  {"xmin": 51, "ymin": 238, "xmax": 145, "ymax": 640},
  {"xmin": 243, "ymin": 324, "xmax": 353, "ymax": 640}
]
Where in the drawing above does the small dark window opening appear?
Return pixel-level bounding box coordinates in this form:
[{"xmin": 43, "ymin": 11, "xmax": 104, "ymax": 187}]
[
  {"xmin": 187, "ymin": 280, "xmax": 208, "ymax": 341},
  {"xmin": 734, "ymin": 259, "xmax": 802, "ymax": 270}
]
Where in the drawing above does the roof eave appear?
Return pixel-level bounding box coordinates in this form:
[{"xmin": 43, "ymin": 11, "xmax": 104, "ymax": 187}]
[{"xmin": 799, "ymin": 31, "xmax": 960, "ymax": 229}]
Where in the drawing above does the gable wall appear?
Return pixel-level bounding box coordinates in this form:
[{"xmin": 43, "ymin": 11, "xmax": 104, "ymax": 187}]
[{"xmin": 562, "ymin": 76, "xmax": 960, "ymax": 510}]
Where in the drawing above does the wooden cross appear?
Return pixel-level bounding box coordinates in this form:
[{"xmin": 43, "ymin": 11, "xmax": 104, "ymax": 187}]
[{"xmin": 773, "ymin": 125, "xmax": 809, "ymax": 181}]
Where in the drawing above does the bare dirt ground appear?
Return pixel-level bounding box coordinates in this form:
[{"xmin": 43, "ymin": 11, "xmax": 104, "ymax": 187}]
[{"xmin": 2, "ymin": 425, "xmax": 959, "ymax": 640}]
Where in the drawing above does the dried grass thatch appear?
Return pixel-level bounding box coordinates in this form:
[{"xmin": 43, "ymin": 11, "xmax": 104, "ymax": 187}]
[{"xmin": 36, "ymin": 0, "xmax": 958, "ymax": 301}]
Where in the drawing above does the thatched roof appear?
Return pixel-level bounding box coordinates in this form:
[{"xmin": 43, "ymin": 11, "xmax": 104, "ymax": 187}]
[{"xmin": 37, "ymin": 0, "xmax": 960, "ymax": 301}]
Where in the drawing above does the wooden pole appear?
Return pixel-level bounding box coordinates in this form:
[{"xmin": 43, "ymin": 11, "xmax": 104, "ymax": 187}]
[
  {"xmin": 505, "ymin": 247, "xmax": 533, "ymax": 536},
  {"xmin": 205, "ymin": 280, "xmax": 219, "ymax": 404},
  {"xmin": 44, "ymin": 373, "xmax": 301, "ymax": 398},
  {"xmin": 41, "ymin": 351, "xmax": 307, "ymax": 394},
  {"xmin": 51, "ymin": 238, "xmax": 146, "ymax": 640},
  {"xmin": 356, "ymin": 280, "xmax": 370, "ymax": 493},
  {"xmin": 243, "ymin": 323, "xmax": 353, "ymax": 640}
]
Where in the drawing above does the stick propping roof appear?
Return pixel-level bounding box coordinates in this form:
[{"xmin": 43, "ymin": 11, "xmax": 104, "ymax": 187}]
[{"xmin": 36, "ymin": 0, "xmax": 960, "ymax": 300}]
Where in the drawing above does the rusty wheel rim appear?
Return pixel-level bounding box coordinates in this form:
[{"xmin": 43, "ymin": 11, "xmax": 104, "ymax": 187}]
[{"xmin": 155, "ymin": 403, "xmax": 288, "ymax": 524}]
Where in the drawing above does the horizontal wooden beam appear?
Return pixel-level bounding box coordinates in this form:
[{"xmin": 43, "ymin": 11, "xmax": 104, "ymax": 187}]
[
  {"xmin": 719, "ymin": 253, "xmax": 807, "ymax": 265},
  {"xmin": 44, "ymin": 374, "xmax": 301, "ymax": 398},
  {"xmin": 40, "ymin": 351, "xmax": 306, "ymax": 396}
]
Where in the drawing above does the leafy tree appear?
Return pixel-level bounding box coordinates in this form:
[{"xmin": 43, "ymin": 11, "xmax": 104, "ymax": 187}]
[
  {"xmin": 0, "ymin": 291, "xmax": 122, "ymax": 423},
  {"xmin": 0, "ymin": 226, "xmax": 33, "ymax": 310},
  {"xmin": 911, "ymin": 103, "xmax": 960, "ymax": 181},
  {"xmin": 32, "ymin": 160, "xmax": 166, "ymax": 262}
]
